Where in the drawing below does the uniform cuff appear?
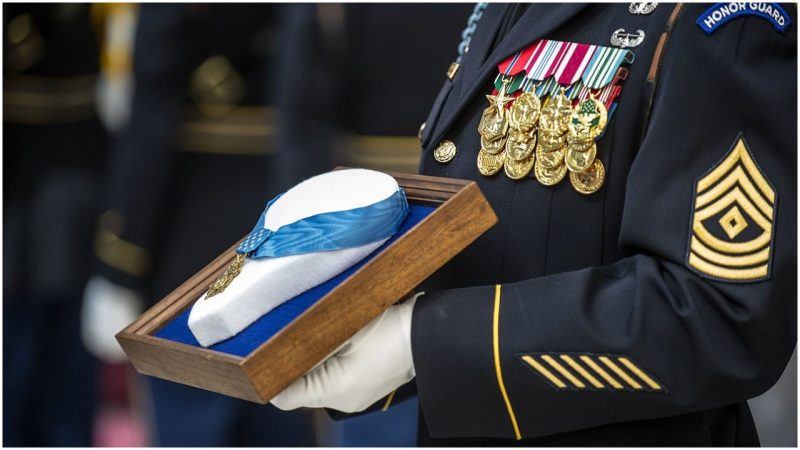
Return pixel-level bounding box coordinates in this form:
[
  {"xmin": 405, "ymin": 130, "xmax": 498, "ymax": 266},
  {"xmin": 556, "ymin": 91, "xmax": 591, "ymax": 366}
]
[{"xmin": 411, "ymin": 284, "xmax": 519, "ymax": 439}]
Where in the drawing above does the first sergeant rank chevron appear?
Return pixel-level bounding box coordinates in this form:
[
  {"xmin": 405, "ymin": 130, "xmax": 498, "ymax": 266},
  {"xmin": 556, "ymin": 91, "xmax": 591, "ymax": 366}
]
[{"xmin": 687, "ymin": 134, "xmax": 776, "ymax": 282}]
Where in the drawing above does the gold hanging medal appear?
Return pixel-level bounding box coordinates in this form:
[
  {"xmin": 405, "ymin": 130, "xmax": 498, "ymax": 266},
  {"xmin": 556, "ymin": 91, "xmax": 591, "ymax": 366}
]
[
  {"xmin": 534, "ymin": 159, "xmax": 567, "ymax": 185},
  {"xmin": 534, "ymin": 89, "xmax": 573, "ymax": 187},
  {"xmin": 539, "ymin": 89, "xmax": 573, "ymax": 137},
  {"xmin": 567, "ymin": 95, "xmax": 608, "ymax": 142},
  {"xmin": 536, "ymin": 144, "xmax": 566, "ymax": 169},
  {"xmin": 504, "ymin": 150, "xmax": 535, "ymax": 179},
  {"xmin": 565, "ymin": 141, "xmax": 597, "ymax": 172},
  {"xmin": 505, "ymin": 90, "xmax": 541, "ymax": 162},
  {"xmin": 508, "ymin": 91, "xmax": 541, "ymax": 132},
  {"xmin": 477, "ymin": 147, "xmax": 504, "ymax": 176},
  {"xmin": 478, "ymin": 79, "xmax": 513, "ymax": 148},
  {"xmin": 569, "ymin": 159, "xmax": 606, "ymax": 194},
  {"xmin": 505, "ymin": 128, "xmax": 537, "ymax": 161},
  {"xmin": 206, "ymin": 253, "xmax": 246, "ymax": 298},
  {"xmin": 564, "ymin": 95, "xmax": 609, "ymax": 193}
]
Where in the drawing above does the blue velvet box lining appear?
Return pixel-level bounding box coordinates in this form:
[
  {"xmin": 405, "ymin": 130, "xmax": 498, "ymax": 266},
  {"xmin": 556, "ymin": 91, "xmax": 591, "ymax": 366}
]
[{"xmin": 155, "ymin": 204, "xmax": 435, "ymax": 358}]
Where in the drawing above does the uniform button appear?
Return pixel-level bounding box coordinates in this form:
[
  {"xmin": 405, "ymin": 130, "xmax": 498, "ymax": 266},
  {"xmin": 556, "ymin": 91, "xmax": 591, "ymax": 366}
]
[
  {"xmin": 433, "ymin": 140, "xmax": 457, "ymax": 164},
  {"xmin": 418, "ymin": 122, "xmax": 427, "ymax": 142}
]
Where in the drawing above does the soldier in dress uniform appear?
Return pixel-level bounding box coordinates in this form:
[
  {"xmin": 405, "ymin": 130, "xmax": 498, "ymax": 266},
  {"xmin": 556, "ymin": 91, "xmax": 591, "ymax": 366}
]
[
  {"xmin": 273, "ymin": 3, "xmax": 474, "ymax": 184},
  {"xmin": 3, "ymin": 4, "xmax": 106, "ymax": 445},
  {"xmin": 272, "ymin": 4, "xmax": 474, "ymax": 445},
  {"xmin": 82, "ymin": 4, "xmax": 315, "ymax": 446},
  {"xmin": 271, "ymin": 3, "xmax": 797, "ymax": 446}
]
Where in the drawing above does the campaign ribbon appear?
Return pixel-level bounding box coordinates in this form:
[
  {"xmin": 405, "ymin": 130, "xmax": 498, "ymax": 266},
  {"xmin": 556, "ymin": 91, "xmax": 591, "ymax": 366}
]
[{"xmin": 237, "ymin": 189, "xmax": 409, "ymax": 258}]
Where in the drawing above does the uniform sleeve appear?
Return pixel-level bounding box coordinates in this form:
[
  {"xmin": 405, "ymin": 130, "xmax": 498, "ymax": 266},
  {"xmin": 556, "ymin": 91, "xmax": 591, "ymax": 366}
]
[
  {"xmin": 93, "ymin": 5, "xmax": 192, "ymax": 294},
  {"xmin": 411, "ymin": 6, "xmax": 797, "ymax": 440}
]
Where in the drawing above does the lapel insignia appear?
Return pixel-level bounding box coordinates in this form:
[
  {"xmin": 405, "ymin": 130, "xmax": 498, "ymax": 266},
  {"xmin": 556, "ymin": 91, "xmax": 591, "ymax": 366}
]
[{"xmin": 687, "ymin": 135, "xmax": 776, "ymax": 282}]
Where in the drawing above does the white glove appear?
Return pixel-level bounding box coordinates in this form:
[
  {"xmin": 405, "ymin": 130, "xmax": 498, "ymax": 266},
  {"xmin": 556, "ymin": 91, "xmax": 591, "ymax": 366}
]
[
  {"xmin": 81, "ymin": 276, "xmax": 144, "ymax": 362},
  {"xmin": 271, "ymin": 293, "xmax": 421, "ymax": 413}
]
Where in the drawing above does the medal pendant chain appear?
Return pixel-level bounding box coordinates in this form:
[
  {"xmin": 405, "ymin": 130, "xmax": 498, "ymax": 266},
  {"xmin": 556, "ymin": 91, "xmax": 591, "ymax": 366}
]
[{"xmin": 206, "ymin": 253, "xmax": 247, "ymax": 298}]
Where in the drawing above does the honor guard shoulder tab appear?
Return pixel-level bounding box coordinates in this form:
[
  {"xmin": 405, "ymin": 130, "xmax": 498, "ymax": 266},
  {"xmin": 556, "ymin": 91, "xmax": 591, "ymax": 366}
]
[{"xmin": 696, "ymin": 3, "xmax": 792, "ymax": 35}]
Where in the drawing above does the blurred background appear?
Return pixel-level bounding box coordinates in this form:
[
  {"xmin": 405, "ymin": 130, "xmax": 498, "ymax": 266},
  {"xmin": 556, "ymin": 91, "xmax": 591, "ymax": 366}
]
[{"xmin": 2, "ymin": 3, "xmax": 796, "ymax": 447}]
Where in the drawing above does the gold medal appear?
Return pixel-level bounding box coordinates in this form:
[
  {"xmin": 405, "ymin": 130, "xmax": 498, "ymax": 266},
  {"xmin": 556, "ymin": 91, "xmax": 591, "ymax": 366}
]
[
  {"xmin": 539, "ymin": 89, "xmax": 573, "ymax": 136},
  {"xmin": 505, "ymin": 128, "xmax": 537, "ymax": 161},
  {"xmin": 534, "ymin": 159, "xmax": 567, "ymax": 186},
  {"xmin": 569, "ymin": 159, "xmax": 605, "ymax": 194},
  {"xmin": 508, "ymin": 92, "xmax": 541, "ymax": 132},
  {"xmin": 536, "ymin": 144, "xmax": 565, "ymax": 169},
  {"xmin": 565, "ymin": 142, "xmax": 597, "ymax": 172},
  {"xmin": 565, "ymin": 137, "xmax": 594, "ymax": 151},
  {"xmin": 478, "ymin": 106, "xmax": 509, "ymax": 143},
  {"xmin": 433, "ymin": 140, "xmax": 457, "ymax": 163},
  {"xmin": 568, "ymin": 96, "xmax": 608, "ymax": 141},
  {"xmin": 477, "ymin": 148, "xmax": 504, "ymax": 176},
  {"xmin": 504, "ymin": 151, "xmax": 535, "ymax": 180},
  {"xmin": 478, "ymin": 79, "xmax": 513, "ymax": 141},
  {"xmin": 538, "ymin": 133, "xmax": 566, "ymax": 151},
  {"xmin": 480, "ymin": 133, "xmax": 506, "ymax": 155}
]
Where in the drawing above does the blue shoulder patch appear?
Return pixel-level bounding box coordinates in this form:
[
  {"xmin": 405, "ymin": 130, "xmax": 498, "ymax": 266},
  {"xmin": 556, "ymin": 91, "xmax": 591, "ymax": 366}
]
[{"xmin": 696, "ymin": 3, "xmax": 792, "ymax": 35}]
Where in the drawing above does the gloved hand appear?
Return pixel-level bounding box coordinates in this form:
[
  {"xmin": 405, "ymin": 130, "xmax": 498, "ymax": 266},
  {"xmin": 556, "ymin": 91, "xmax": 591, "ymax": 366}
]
[
  {"xmin": 271, "ymin": 292, "xmax": 422, "ymax": 413},
  {"xmin": 81, "ymin": 276, "xmax": 144, "ymax": 362}
]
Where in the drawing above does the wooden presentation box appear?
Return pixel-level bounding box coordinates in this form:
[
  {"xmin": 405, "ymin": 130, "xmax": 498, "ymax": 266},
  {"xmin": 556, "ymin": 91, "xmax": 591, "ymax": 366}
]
[{"xmin": 117, "ymin": 172, "xmax": 497, "ymax": 404}]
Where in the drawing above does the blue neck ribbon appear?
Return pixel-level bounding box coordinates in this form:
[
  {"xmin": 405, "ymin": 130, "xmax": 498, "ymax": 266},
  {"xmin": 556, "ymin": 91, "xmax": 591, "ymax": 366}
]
[{"xmin": 236, "ymin": 189, "xmax": 409, "ymax": 259}]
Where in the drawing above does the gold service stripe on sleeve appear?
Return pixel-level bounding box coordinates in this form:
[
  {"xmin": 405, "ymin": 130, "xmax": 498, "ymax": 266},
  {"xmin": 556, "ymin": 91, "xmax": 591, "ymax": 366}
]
[
  {"xmin": 617, "ymin": 357, "xmax": 662, "ymax": 391},
  {"xmin": 541, "ymin": 355, "xmax": 586, "ymax": 388},
  {"xmin": 560, "ymin": 355, "xmax": 604, "ymax": 388},
  {"xmin": 579, "ymin": 355, "xmax": 624, "ymax": 389},
  {"xmin": 521, "ymin": 355, "xmax": 568, "ymax": 389},
  {"xmin": 493, "ymin": 284, "xmax": 522, "ymax": 440},
  {"xmin": 599, "ymin": 356, "xmax": 642, "ymax": 390}
]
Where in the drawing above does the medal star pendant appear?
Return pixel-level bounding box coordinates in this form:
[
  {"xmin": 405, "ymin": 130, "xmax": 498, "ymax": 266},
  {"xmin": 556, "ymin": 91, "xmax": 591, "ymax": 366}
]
[{"xmin": 486, "ymin": 78, "xmax": 514, "ymax": 120}]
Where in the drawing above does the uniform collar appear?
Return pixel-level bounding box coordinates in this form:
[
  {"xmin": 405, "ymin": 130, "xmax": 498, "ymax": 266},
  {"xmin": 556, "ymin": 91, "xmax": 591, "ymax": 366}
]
[{"xmin": 429, "ymin": 3, "xmax": 587, "ymax": 149}]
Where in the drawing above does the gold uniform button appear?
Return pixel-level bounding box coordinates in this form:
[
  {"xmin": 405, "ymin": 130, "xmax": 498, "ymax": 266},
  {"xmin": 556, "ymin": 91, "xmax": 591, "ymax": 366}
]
[{"xmin": 433, "ymin": 140, "xmax": 457, "ymax": 164}]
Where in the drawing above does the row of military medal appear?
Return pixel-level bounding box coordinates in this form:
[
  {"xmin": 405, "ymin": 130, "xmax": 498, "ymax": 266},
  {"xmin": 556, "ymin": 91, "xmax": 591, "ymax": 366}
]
[{"xmin": 471, "ymin": 79, "xmax": 607, "ymax": 195}]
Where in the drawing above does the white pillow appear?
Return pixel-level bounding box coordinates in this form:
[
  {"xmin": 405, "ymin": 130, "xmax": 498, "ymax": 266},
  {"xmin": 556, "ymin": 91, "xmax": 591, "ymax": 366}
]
[{"xmin": 188, "ymin": 169, "xmax": 401, "ymax": 347}]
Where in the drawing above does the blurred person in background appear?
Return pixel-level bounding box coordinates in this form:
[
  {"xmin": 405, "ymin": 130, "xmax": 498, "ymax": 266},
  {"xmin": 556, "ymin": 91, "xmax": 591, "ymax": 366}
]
[
  {"xmin": 273, "ymin": 3, "xmax": 473, "ymax": 446},
  {"xmin": 80, "ymin": 4, "xmax": 315, "ymax": 446},
  {"xmin": 3, "ymin": 3, "xmax": 106, "ymax": 445}
]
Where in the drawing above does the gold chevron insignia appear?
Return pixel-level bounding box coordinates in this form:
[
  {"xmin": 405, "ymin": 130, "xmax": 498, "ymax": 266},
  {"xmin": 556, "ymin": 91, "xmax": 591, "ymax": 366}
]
[
  {"xmin": 519, "ymin": 353, "xmax": 666, "ymax": 393},
  {"xmin": 688, "ymin": 136, "xmax": 776, "ymax": 282}
]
